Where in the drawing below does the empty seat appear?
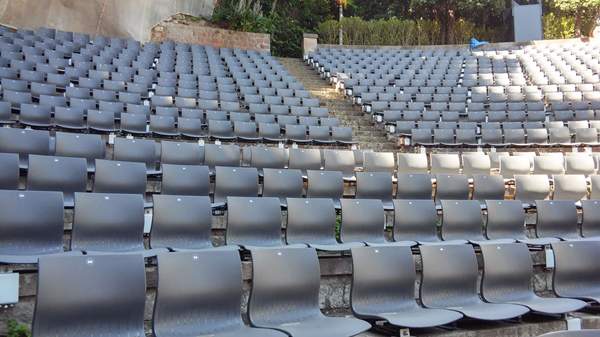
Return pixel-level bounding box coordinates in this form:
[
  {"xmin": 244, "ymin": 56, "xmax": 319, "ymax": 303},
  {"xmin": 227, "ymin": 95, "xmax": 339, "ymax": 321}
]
[
  {"xmin": 26, "ymin": 154, "xmax": 87, "ymax": 207},
  {"xmin": 92, "ymin": 159, "xmax": 150, "ymax": 206},
  {"xmin": 514, "ymin": 174, "xmax": 550, "ymax": 207},
  {"xmin": 553, "ymin": 174, "xmax": 588, "ymax": 202},
  {"xmin": 248, "ymin": 247, "xmax": 371, "ymax": 335},
  {"xmin": 533, "ymin": 155, "xmax": 564, "ymax": 177},
  {"xmin": 434, "ymin": 174, "xmax": 470, "ymax": 205},
  {"xmin": 71, "ymin": 192, "xmax": 167, "ymax": 256},
  {"xmin": 536, "ymin": 200, "xmax": 589, "ymax": 240},
  {"xmin": 160, "ymin": 140, "xmax": 202, "ymax": 165},
  {"xmin": 32, "ymin": 254, "xmax": 146, "ymax": 336},
  {"xmin": 250, "ymin": 146, "xmax": 286, "ymax": 175},
  {"xmin": 397, "ymin": 153, "xmax": 428, "ymax": 173},
  {"xmin": 288, "ymin": 148, "xmax": 322, "ymax": 178},
  {"xmin": 351, "ymin": 245, "xmax": 463, "ymax": 328},
  {"xmin": 480, "ymin": 243, "xmax": 586, "ymax": 314},
  {"xmin": 393, "ymin": 199, "xmax": 462, "ymax": 245},
  {"xmin": 471, "ymin": 174, "xmax": 506, "ymax": 205},
  {"xmin": 286, "ymin": 198, "xmax": 364, "ymax": 251},
  {"xmin": 396, "ymin": 172, "xmax": 432, "ymax": 200},
  {"xmin": 324, "ymin": 149, "xmax": 356, "ymax": 181},
  {"xmin": 565, "ymin": 155, "xmax": 596, "ymax": 176},
  {"xmin": 160, "ymin": 164, "xmax": 209, "ymax": 196},
  {"xmin": 581, "ymin": 200, "xmax": 600, "ymax": 239},
  {"xmin": 340, "ymin": 199, "xmax": 415, "ymax": 246},
  {"xmin": 363, "ymin": 151, "xmax": 395, "ymax": 174},
  {"xmin": 213, "ymin": 166, "xmax": 259, "ymax": 207},
  {"xmin": 419, "ymin": 244, "xmax": 530, "ymax": 320},
  {"xmin": 306, "ymin": 170, "xmax": 344, "ymax": 209},
  {"xmin": 499, "ymin": 156, "xmax": 531, "ymax": 179},
  {"xmin": 204, "ymin": 144, "xmax": 240, "ymax": 173},
  {"xmin": 0, "ymin": 128, "xmax": 50, "ymax": 169},
  {"xmin": 430, "ymin": 153, "xmax": 460, "ymax": 175},
  {"xmin": 551, "ymin": 241, "xmax": 600, "ymax": 303},
  {"xmin": 262, "ymin": 168, "xmax": 303, "ymax": 207},
  {"xmin": 153, "ymin": 250, "xmax": 283, "ymax": 337},
  {"xmin": 0, "ymin": 152, "xmax": 19, "ymax": 190},
  {"xmin": 355, "ymin": 172, "xmax": 394, "ymax": 210},
  {"xmin": 462, "ymin": 154, "xmax": 491, "ymax": 177},
  {"xmin": 113, "ymin": 137, "xmax": 160, "ymax": 175}
]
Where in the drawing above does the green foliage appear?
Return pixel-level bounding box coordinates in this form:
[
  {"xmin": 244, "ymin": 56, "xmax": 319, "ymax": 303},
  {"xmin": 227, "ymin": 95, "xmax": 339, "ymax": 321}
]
[
  {"xmin": 317, "ymin": 17, "xmax": 507, "ymax": 46},
  {"xmin": 270, "ymin": 15, "xmax": 305, "ymax": 58},
  {"xmin": 7, "ymin": 321, "xmax": 31, "ymax": 337},
  {"xmin": 543, "ymin": 12, "xmax": 576, "ymax": 39},
  {"xmin": 553, "ymin": 0, "xmax": 600, "ymax": 12},
  {"xmin": 335, "ymin": 215, "xmax": 341, "ymax": 240}
]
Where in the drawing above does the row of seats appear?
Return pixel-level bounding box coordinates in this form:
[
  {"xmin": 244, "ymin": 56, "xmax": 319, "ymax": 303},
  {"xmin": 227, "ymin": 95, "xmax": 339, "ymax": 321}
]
[
  {"xmin": 382, "ymin": 109, "xmax": 600, "ymax": 123},
  {"xmin": 30, "ymin": 241, "xmax": 600, "ymax": 335},
  {"xmin": 2, "ymin": 187, "xmax": 599, "ymax": 263}
]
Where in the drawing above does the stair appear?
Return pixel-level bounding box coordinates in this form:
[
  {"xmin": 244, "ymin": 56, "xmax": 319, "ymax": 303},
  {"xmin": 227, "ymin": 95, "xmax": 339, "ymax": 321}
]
[{"xmin": 277, "ymin": 57, "xmax": 397, "ymax": 151}]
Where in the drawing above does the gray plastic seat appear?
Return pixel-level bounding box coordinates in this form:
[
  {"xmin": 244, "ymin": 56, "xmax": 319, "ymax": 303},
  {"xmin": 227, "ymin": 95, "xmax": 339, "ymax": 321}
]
[
  {"xmin": 419, "ymin": 244, "xmax": 530, "ymax": 320},
  {"xmin": 351, "ymin": 245, "xmax": 463, "ymax": 328},
  {"xmin": 533, "ymin": 155, "xmax": 564, "ymax": 177},
  {"xmin": 397, "ymin": 153, "xmax": 428, "ymax": 173},
  {"xmin": 204, "ymin": 144, "xmax": 240, "ymax": 173},
  {"xmin": 113, "ymin": 137, "xmax": 160, "ymax": 175},
  {"xmin": 54, "ymin": 132, "xmax": 105, "ymax": 172},
  {"xmin": 306, "ymin": 170, "xmax": 344, "ymax": 209},
  {"xmin": 150, "ymin": 195, "xmax": 235, "ymax": 251},
  {"xmin": 434, "ymin": 174, "xmax": 469, "ymax": 205},
  {"xmin": 553, "ymin": 174, "xmax": 588, "ymax": 202},
  {"xmin": 471, "ymin": 174, "xmax": 506, "ymax": 205},
  {"xmin": 71, "ymin": 192, "xmax": 167, "ymax": 257},
  {"xmin": 430, "ymin": 153, "xmax": 460, "ymax": 175},
  {"xmin": 32, "ymin": 254, "xmax": 146, "ymax": 336},
  {"xmin": 161, "ymin": 164, "xmax": 209, "ymax": 196},
  {"xmin": 581, "ymin": 200, "xmax": 600, "ymax": 238},
  {"xmin": 341, "ymin": 199, "xmax": 416, "ymax": 247},
  {"xmin": 19, "ymin": 103, "xmax": 53, "ymax": 128},
  {"xmin": 248, "ymin": 247, "xmax": 371, "ymax": 336},
  {"xmin": 160, "ymin": 140, "xmax": 202, "ymax": 165},
  {"xmin": 0, "ymin": 190, "xmax": 81, "ymax": 263},
  {"xmin": 440, "ymin": 200, "xmax": 514, "ymax": 244},
  {"xmin": 213, "ymin": 166, "xmax": 259, "ymax": 207},
  {"xmin": 514, "ymin": 175, "xmax": 550, "ymax": 207},
  {"xmin": 226, "ymin": 196, "xmax": 305, "ymax": 249},
  {"xmin": 355, "ymin": 172, "xmax": 394, "ymax": 210},
  {"xmin": 462, "ymin": 155, "xmax": 491, "ymax": 177},
  {"xmin": 500, "ymin": 156, "xmax": 531, "ymax": 179},
  {"xmin": 92, "ymin": 159, "xmax": 150, "ymax": 207},
  {"xmin": 363, "ymin": 151, "xmax": 395, "ymax": 174},
  {"xmin": 536, "ymin": 200, "xmax": 585, "ymax": 241},
  {"xmin": 565, "ymin": 155, "xmax": 596, "ymax": 176},
  {"xmin": 0, "ymin": 152, "xmax": 19, "ymax": 190},
  {"xmin": 324, "ymin": 149, "xmax": 356, "ymax": 181},
  {"xmin": 393, "ymin": 199, "xmax": 463, "ymax": 245},
  {"xmin": 480, "ymin": 243, "xmax": 586, "ymax": 314},
  {"xmin": 552, "ymin": 240, "xmax": 600, "ymax": 303},
  {"xmin": 0, "ymin": 127, "xmax": 50, "ymax": 169},
  {"xmin": 150, "ymin": 115, "xmax": 179, "ymax": 137},
  {"xmin": 286, "ymin": 198, "xmax": 364, "ymax": 251},
  {"xmin": 153, "ymin": 250, "xmax": 283, "ymax": 337},
  {"xmin": 26, "ymin": 154, "xmax": 87, "ymax": 207},
  {"xmin": 288, "ymin": 148, "xmax": 322, "ymax": 178},
  {"xmin": 396, "ymin": 172, "xmax": 432, "ymax": 200},
  {"xmin": 250, "ymin": 146, "xmax": 286, "ymax": 175},
  {"xmin": 262, "ymin": 168, "xmax": 303, "ymax": 207},
  {"xmin": 120, "ymin": 112, "xmax": 150, "ymax": 135},
  {"xmin": 485, "ymin": 200, "xmax": 560, "ymax": 245}
]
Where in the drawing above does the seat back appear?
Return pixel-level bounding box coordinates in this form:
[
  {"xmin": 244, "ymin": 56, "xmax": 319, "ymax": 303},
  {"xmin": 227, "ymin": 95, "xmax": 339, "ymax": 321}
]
[
  {"xmin": 161, "ymin": 164, "xmax": 209, "ymax": 196},
  {"xmin": 434, "ymin": 174, "xmax": 469, "ymax": 204},
  {"xmin": 150, "ymin": 195, "xmax": 213, "ymax": 249},
  {"xmin": 160, "ymin": 141, "xmax": 202, "ymax": 165},
  {"xmin": 204, "ymin": 144, "xmax": 240, "ymax": 172},
  {"xmin": 393, "ymin": 199, "xmax": 439, "ymax": 242},
  {"xmin": 26, "ymin": 155, "xmax": 88, "ymax": 206},
  {"xmin": 535, "ymin": 200, "xmax": 579, "ymax": 239},
  {"xmin": 514, "ymin": 174, "xmax": 550, "ymax": 205},
  {"xmin": 396, "ymin": 172, "xmax": 432, "ymax": 199},
  {"xmin": 214, "ymin": 166, "xmax": 259, "ymax": 204},
  {"xmin": 113, "ymin": 137, "xmax": 158, "ymax": 174},
  {"xmin": 0, "ymin": 190, "xmax": 64, "ymax": 259},
  {"xmin": 397, "ymin": 153, "xmax": 428, "ymax": 173},
  {"xmin": 33, "ymin": 253, "xmax": 145, "ymax": 336},
  {"xmin": 430, "ymin": 153, "xmax": 460, "ymax": 175},
  {"xmin": 250, "ymin": 146, "xmax": 286, "ymax": 174},
  {"xmin": 553, "ymin": 174, "xmax": 588, "ymax": 202},
  {"xmin": 306, "ymin": 170, "xmax": 344, "ymax": 207},
  {"xmin": 248, "ymin": 248, "xmax": 321, "ymax": 326},
  {"xmin": 355, "ymin": 172, "xmax": 394, "ymax": 207},
  {"xmin": 462, "ymin": 154, "xmax": 491, "ymax": 177},
  {"xmin": 363, "ymin": 152, "xmax": 395, "ymax": 174},
  {"xmin": 71, "ymin": 193, "xmax": 145, "ymax": 252},
  {"xmin": 440, "ymin": 200, "xmax": 484, "ymax": 241},
  {"xmin": 262, "ymin": 168, "xmax": 303, "ymax": 205},
  {"xmin": 0, "ymin": 152, "xmax": 20, "ymax": 189},
  {"xmin": 480, "ymin": 243, "xmax": 535, "ymax": 303},
  {"xmin": 55, "ymin": 132, "xmax": 105, "ymax": 171},
  {"xmin": 551, "ymin": 241, "xmax": 600, "ymax": 299},
  {"xmin": 419, "ymin": 244, "xmax": 479, "ymax": 308},
  {"xmin": 500, "ymin": 156, "xmax": 531, "ymax": 179},
  {"xmin": 286, "ymin": 198, "xmax": 338, "ymax": 246},
  {"xmin": 0, "ymin": 127, "xmax": 50, "ymax": 168},
  {"xmin": 153, "ymin": 250, "xmax": 245, "ymax": 335},
  {"xmin": 581, "ymin": 200, "xmax": 600, "ymax": 238},
  {"xmin": 226, "ymin": 196, "xmax": 282, "ymax": 247},
  {"xmin": 340, "ymin": 199, "xmax": 386, "ymax": 244},
  {"xmin": 288, "ymin": 148, "xmax": 322, "ymax": 176},
  {"xmin": 324, "ymin": 150, "xmax": 356, "ymax": 180},
  {"xmin": 484, "ymin": 200, "xmax": 527, "ymax": 240}
]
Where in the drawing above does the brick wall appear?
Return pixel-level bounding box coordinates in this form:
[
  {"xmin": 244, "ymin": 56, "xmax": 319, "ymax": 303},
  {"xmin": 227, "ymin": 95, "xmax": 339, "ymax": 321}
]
[{"xmin": 151, "ymin": 21, "xmax": 270, "ymax": 52}]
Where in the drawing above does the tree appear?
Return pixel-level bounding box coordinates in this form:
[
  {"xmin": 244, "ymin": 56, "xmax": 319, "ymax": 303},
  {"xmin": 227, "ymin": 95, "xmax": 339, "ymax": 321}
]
[
  {"xmin": 553, "ymin": 0, "xmax": 600, "ymax": 37},
  {"xmin": 458, "ymin": 0, "xmax": 505, "ymax": 29},
  {"xmin": 411, "ymin": 0, "xmax": 457, "ymax": 44}
]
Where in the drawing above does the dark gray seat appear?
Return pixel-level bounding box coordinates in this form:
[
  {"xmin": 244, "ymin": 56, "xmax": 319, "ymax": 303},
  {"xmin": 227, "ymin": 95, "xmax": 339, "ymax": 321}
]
[
  {"xmin": 0, "ymin": 152, "xmax": 19, "ymax": 190},
  {"xmin": 440, "ymin": 200, "xmax": 515, "ymax": 244},
  {"xmin": 552, "ymin": 241, "xmax": 600, "ymax": 303},
  {"xmin": 396, "ymin": 172, "xmax": 432, "ymax": 200},
  {"xmin": 262, "ymin": 168, "xmax": 303, "ymax": 207},
  {"xmin": 204, "ymin": 144, "xmax": 240, "ymax": 174},
  {"xmin": 393, "ymin": 199, "xmax": 465, "ymax": 245},
  {"xmin": 32, "ymin": 254, "xmax": 146, "ymax": 336},
  {"xmin": 434, "ymin": 174, "xmax": 469, "ymax": 206},
  {"xmin": 0, "ymin": 190, "xmax": 81, "ymax": 263},
  {"xmin": 306, "ymin": 170, "xmax": 344, "ymax": 209},
  {"xmin": 113, "ymin": 137, "xmax": 161, "ymax": 175},
  {"xmin": 153, "ymin": 250, "xmax": 285, "ymax": 337},
  {"xmin": 471, "ymin": 174, "xmax": 506, "ymax": 206},
  {"xmin": 581, "ymin": 200, "xmax": 600, "ymax": 239},
  {"xmin": 250, "ymin": 146, "xmax": 286, "ymax": 175},
  {"xmin": 363, "ymin": 151, "xmax": 395, "ymax": 174},
  {"xmin": 288, "ymin": 148, "xmax": 322, "ymax": 178},
  {"xmin": 480, "ymin": 242, "xmax": 587, "ymax": 314},
  {"xmin": 26, "ymin": 154, "xmax": 88, "ymax": 207},
  {"xmin": 150, "ymin": 195, "xmax": 236, "ymax": 251},
  {"xmin": 160, "ymin": 140, "xmax": 202, "ymax": 165},
  {"xmin": 19, "ymin": 103, "xmax": 53, "ymax": 128},
  {"xmin": 54, "ymin": 132, "xmax": 105, "ymax": 172},
  {"xmin": 514, "ymin": 175, "xmax": 550, "ymax": 207},
  {"xmin": 535, "ymin": 200, "xmax": 587, "ymax": 241},
  {"xmin": 71, "ymin": 192, "xmax": 167, "ymax": 257},
  {"xmin": 341, "ymin": 199, "xmax": 416, "ymax": 247},
  {"xmin": 286, "ymin": 198, "xmax": 364, "ymax": 251},
  {"xmin": 355, "ymin": 171, "xmax": 394, "ymax": 210},
  {"xmin": 420, "ymin": 244, "xmax": 530, "ymax": 320},
  {"xmin": 213, "ymin": 166, "xmax": 259, "ymax": 207},
  {"xmin": 351, "ymin": 245, "xmax": 463, "ymax": 328},
  {"xmin": 0, "ymin": 127, "xmax": 50, "ymax": 169},
  {"xmin": 324, "ymin": 150, "xmax": 356, "ymax": 181},
  {"xmin": 485, "ymin": 200, "xmax": 560, "ymax": 245},
  {"xmin": 160, "ymin": 164, "xmax": 209, "ymax": 196},
  {"xmin": 226, "ymin": 196, "xmax": 306, "ymax": 249},
  {"xmin": 92, "ymin": 159, "xmax": 151, "ymax": 207},
  {"xmin": 248, "ymin": 247, "xmax": 372, "ymax": 336}
]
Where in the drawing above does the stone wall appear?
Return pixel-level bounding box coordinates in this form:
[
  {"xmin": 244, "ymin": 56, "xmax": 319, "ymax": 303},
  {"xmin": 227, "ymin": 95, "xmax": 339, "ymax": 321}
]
[{"xmin": 151, "ymin": 21, "xmax": 270, "ymax": 52}]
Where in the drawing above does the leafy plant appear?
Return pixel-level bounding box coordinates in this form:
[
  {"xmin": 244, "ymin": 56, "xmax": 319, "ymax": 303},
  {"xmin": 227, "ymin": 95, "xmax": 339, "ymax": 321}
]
[
  {"xmin": 335, "ymin": 215, "xmax": 341, "ymax": 240},
  {"xmin": 7, "ymin": 321, "xmax": 31, "ymax": 337}
]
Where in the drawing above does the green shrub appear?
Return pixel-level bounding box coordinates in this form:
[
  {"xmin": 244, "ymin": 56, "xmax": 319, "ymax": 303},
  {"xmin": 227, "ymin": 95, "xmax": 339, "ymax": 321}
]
[
  {"xmin": 271, "ymin": 15, "xmax": 305, "ymax": 58},
  {"xmin": 7, "ymin": 321, "xmax": 31, "ymax": 337},
  {"xmin": 543, "ymin": 12, "xmax": 576, "ymax": 39}
]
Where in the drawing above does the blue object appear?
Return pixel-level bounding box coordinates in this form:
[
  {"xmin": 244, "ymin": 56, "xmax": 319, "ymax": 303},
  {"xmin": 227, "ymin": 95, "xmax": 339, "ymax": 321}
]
[{"xmin": 470, "ymin": 38, "xmax": 489, "ymax": 49}]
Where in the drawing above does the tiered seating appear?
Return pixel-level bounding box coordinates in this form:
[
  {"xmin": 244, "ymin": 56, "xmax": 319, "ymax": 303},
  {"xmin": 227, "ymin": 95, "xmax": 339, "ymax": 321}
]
[{"xmin": 309, "ymin": 43, "xmax": 600, "ymax": 147}]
